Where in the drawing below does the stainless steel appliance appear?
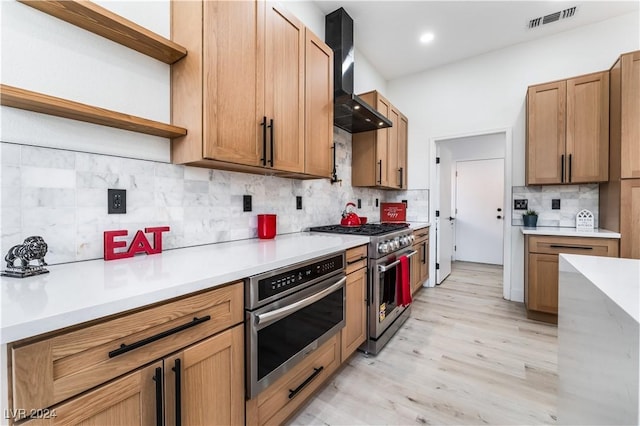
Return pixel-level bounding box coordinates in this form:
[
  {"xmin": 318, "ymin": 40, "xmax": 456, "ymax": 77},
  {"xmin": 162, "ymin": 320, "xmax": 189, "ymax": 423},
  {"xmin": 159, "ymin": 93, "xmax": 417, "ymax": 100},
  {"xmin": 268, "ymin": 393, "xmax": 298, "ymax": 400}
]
[
  {"xmin": 245, "ymin": 252, "xmax": 346, "ymax": 398},
  {"xmin": 309, "ymin": 223, "xmax": 416, "ymax": 354}
]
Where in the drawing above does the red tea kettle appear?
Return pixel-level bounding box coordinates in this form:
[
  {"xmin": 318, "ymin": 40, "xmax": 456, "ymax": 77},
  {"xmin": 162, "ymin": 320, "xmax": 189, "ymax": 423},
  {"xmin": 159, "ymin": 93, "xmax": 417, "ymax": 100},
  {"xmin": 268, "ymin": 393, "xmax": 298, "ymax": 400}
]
[{"xmin": 341, "ymin": 202, "xmax": 361, "ymax": 227}]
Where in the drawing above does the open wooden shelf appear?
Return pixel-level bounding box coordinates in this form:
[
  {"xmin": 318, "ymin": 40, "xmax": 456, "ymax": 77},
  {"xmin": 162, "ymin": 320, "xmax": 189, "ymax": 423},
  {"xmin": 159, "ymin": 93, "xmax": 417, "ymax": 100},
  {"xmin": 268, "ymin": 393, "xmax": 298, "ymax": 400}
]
[
  {"xmin": 19, "ymin": 0, "xmax": 187, "ymax": 64},
  {"xmin": 0, "ymin": 84, "xmax": 187, "ymax": 138}
]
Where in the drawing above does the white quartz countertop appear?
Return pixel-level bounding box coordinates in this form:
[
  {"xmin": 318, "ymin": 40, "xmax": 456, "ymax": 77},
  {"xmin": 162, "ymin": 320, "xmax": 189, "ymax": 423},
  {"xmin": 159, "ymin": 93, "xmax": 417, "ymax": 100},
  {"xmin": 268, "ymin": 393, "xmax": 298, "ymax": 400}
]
[
  {"xmin": 521, "ymin": 226, "xmax": 621, "ymax": 238},
  {"xmin": 560, "ymin": 254, "xmax": 640, "ymax": 323},
  {"xmin": 408, "ymin": 222, "xmax": 430, "ymax": 230},
  {"xmin": 0, "ymin": 233, "xmax": 370, "ymax": 344}
]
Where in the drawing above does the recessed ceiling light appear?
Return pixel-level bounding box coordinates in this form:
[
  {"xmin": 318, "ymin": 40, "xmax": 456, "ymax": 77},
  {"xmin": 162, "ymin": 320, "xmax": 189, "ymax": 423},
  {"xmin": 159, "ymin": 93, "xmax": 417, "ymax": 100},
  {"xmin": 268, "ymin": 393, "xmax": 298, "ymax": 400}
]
[
  {"xmin": 420, "ymin": 32, "xmax": 435, "ymax": 44},
  {"xmin": 378, "ymin": 122, "xmax": 384, "ymax": 126},
  {"xmin": 354, "ymin": 105, "xmax": 360, "ymax": 110}
]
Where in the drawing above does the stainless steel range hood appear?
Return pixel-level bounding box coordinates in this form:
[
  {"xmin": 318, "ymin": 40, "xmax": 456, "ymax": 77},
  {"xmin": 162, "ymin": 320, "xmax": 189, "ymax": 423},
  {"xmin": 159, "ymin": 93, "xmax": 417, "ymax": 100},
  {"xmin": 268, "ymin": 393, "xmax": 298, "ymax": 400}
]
[{"xmin": 325, "ymin": 8, "xmax": 392, "ymax": 134}]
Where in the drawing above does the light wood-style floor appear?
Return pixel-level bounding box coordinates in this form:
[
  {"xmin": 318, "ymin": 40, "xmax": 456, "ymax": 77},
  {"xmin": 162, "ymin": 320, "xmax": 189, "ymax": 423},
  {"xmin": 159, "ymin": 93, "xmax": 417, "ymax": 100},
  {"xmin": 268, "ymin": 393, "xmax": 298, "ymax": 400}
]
[{"xmin": 288, "ymin": 261, "xmax": 558, "ymax": 425}]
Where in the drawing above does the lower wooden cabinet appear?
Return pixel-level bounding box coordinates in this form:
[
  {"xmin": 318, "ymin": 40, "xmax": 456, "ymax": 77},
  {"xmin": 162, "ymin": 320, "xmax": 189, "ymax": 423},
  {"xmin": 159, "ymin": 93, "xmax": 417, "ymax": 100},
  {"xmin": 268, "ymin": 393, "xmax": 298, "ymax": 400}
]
[
  {"xmin": 341, "ymin": 245, "xmax": 367, "ymax": 362},
  {"xmin": 9, "ymin": 282, "xmax": 244, "ymax": 426},
  {"xmin": 524, "ymin": 235, "xmax": 619, "ymax": 323},
  {"xmin": 23, "ymin": 325, "xmax": 244, "ymax": 426},
  {"xmin": 411, "ymin": 227, "xmax": 430, "ymax": 294}
]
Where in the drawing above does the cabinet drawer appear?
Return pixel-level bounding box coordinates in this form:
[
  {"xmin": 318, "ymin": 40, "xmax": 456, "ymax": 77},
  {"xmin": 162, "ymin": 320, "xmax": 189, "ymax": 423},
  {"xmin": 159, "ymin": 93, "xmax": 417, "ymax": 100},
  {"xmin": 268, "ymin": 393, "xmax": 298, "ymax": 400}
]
[
  {"xmin": 413, "ymin": 227, "xmax": 429, "ymax": 245},
  {"xmin": 10, "ymin": 282, "xmax": 243, "ymax": 416},
  {"xmin": 247, "ymin": 334, "xmax": 340, "ymax": 426},
  {"xmin": 528, "ymin": 235, "xmax": 619, "ymax": 257},
  {"xmin": 345, "ymin": 244, "xmax": 367, "ymax": 274}
]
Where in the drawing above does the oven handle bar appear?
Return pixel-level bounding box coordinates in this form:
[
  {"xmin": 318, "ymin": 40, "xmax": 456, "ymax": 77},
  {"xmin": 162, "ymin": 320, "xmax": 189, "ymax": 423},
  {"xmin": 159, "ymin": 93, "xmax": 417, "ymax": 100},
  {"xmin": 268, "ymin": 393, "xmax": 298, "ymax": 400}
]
[
  {"xmin": 377, "ymin": 250, "xmax": 417, "ymax": 272},
  {"xmin": 256, "ymin": 276, "xmax": 347, "ymax": 327}
]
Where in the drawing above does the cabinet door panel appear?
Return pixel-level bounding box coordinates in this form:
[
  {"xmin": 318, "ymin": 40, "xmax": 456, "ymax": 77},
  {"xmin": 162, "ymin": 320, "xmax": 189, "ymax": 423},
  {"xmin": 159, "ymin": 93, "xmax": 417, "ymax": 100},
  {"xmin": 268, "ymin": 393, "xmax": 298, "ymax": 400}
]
[
  {"xmin": 202, "ymin": 0, "xmax": 262, "ymax": 165},
  {"xmin": 621, "ymin": 52, "xmax": 640, "ymax": 178},
  {"xmin": 166, "ymin": 325, "xmax": 245, "ymax": 426},
  {"xmin": 620, "ymin": 179, "xmax": 640, "ymax": 259},
  {"xmin": 388, "ymin": 107, "xmax": 400, "ymax": 188},
  {"xmin": 341, "ymin": 267, "xmax": 366, "ymax": 362},
  {"xmin": 527, "ymin": 81, "xmax": 566, "ymax": 184},
  {"xmin": 398, "ymin": 113, "xmax": 408, "ymax": 189},
  {"xmin": 23, "ymin": 363, "xmax": 160, "ymax": 426},
  {"xmin": 376, "ymin": 96, "xmax": 391, "ymax": 187},
  {"xmin": 265, "ymin": 3, "xmax": 304, "ymax": 173},
  {"xmin": 304, "ymin": 28, "xmax": 333, "ymax": 178},
  {"xmin": 566, "ymin": 72, "xmax": 609, "ymax": 183},
  {"xmin": 528, "ymin": 253, "xmax": 558, "ymax": 314}
]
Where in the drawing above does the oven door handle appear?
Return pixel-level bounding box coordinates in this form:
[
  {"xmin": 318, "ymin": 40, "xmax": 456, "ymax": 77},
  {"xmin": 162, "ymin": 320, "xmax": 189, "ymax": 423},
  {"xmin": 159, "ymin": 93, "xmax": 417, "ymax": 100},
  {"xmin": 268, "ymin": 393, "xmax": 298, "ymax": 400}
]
[
  {"xmin": 377, "ymin": 250, "xmax": 417, "ymax": 272},
  {"xmin": 255, "ymin": 276, "xmax": 347, "ymax": 327}
]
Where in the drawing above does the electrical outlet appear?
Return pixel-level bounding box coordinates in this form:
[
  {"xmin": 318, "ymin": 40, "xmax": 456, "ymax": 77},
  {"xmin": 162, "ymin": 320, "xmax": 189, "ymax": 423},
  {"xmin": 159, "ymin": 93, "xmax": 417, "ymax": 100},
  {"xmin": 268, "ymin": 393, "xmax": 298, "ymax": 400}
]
[
  {"xmin": 296, "ymin": 196, "xmax": 302, "ymax": 210},
  {"xmin": 357, "ymin": 199, "xmax": 361, "ymax": 209},
  {"xmin": 514, "ymin": 199, "xmax": 528, "ymax": 210},
  {"xmin": 243, "ymin": 195, "xmax": 252, "ymax": 212},
  {"xmin": 552, "ymin": 199, "xmax": 561, "ymax": 210},
  {"xmin": 108, "ymin": 189, "xmax": 126, "ymax": 214}
]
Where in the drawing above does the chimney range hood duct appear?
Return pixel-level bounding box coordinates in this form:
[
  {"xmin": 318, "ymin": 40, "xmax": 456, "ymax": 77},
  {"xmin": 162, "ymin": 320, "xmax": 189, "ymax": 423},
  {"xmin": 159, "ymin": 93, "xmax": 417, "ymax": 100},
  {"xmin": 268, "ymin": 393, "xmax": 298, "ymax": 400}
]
[{"xmin": 325, "ymin": 8, "xmax": 392, "ymax": 133}]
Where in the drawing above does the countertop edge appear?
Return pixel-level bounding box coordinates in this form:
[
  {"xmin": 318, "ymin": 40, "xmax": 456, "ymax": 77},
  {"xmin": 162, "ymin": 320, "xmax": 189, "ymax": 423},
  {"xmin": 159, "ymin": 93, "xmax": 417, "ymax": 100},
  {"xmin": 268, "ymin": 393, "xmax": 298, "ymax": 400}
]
[
  {"xmin": 520, "ymin": 227, "xmax": 621, "ymax": 238},
  {"xmin": 1, "ymin": 233, "xmax": 370, "ymax": 344}
]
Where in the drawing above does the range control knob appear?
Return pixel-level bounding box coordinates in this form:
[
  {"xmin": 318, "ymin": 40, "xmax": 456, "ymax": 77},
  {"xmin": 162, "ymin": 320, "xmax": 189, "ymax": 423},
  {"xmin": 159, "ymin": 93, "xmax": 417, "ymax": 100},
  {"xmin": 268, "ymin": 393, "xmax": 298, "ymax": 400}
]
[{"xmin": 378, "ymin": 242, "xmax": 388, "ymax": 253}]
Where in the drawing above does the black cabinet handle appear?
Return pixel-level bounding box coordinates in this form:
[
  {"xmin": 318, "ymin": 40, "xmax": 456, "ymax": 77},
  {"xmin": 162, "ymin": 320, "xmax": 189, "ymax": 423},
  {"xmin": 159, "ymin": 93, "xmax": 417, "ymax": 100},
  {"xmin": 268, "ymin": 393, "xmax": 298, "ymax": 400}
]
[
  {"xmin": 268, "ymin": 119, "xmax": 274, "ymax": 167},
  {"xmin": 568, "ymin": 154, "xmax": 572, "ymax": 182},
  {"xmin": 288, "ymin": 366, "xmax": 324, "ymax": 400},
  {"xmin": 378, "ymin": 160, "xmax": 382, "ymax": 184},
  {"xmin": 173, "ymin": 359, "xmax": 182, "ymax": 426},
  {"xmin": 260, "ymin": 116, "xmax": 267, "ymax": 166},
  {"xmin": 153, "ymin": 367, "xmax": 163, "ymax": 426},
  {"xmin": 398, "ymin": 167, "xmax": 404, "ymax": 188},
  {"xmin": 421, "ymin": 242, "xmax": 426, "ymax": 264},
  {"xmin": 346, "ymin": 256, "xmax": 367, "ymax": 265},
  {"xmin": 549, "ymin": 245, "xmax": 593, "ymax": 250},
  {"xmin": 331, "ymin": 142, "xmax": 338, "ymax": 183},
  {"xmin": 561, "ymin": 154, "xmax": 565, "ymax": 183},
  {"xmin": 108, "ymin": 316, "xmax": 211, "ymax": 358},
  {"xmin": 416, "ymin": 233, "xmax": 428, "ymax": 238}
]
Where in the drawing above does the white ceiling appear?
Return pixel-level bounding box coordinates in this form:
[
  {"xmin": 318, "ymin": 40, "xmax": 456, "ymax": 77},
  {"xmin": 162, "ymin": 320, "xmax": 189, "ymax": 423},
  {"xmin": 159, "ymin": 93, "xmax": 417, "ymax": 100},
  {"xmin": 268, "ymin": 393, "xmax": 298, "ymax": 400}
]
[{"xmin": 314, "ymin": 1, "xmax": 640, "ymax": 80}]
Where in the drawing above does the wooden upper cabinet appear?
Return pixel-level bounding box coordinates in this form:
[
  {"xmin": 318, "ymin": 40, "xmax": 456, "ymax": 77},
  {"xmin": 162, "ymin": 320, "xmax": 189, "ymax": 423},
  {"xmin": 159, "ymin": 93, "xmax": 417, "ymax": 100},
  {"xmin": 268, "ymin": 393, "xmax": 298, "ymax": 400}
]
[
  {"xmin": 620, "ymin": 51, "xmax": 640, "ymax": 178},
  {"xmin": 526, "ymin": 71, "xmax": 609, "ymax": 185},
  {"xmin": 398, "ymin": 113, "xmax": 408, "ymax": 189},
  {"xmin": 264, "ymin": 3, "xmax": 304, "ymax": 173},
  {"xmin": 171, "ymin": 0, "xmax": 332, "ymax": 179},
  {"xmin": 304, "ymin": 28, "xmax": 333, "ymax": 178},
  {"xmin": 352, "ymin": 91, "xmax": 408, "ymax": 189},
  {"xmin": 620, "ymin": 179, "xmax": 640, "ymax": 259},
  {"xmin": 566, "ymin": 72, "xmax": 609, "ymax": 183},
  {"xmin": 526, "ymin": 81, "xmax": 566, "ymax": 185}
]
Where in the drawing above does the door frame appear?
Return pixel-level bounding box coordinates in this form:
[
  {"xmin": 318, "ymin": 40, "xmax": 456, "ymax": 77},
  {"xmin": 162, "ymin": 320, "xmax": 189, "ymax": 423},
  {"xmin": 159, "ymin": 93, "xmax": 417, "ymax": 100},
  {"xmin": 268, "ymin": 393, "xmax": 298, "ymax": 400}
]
[{"xmin": 429, "ymin": 128, "xmax": 513, "ymax": 300}]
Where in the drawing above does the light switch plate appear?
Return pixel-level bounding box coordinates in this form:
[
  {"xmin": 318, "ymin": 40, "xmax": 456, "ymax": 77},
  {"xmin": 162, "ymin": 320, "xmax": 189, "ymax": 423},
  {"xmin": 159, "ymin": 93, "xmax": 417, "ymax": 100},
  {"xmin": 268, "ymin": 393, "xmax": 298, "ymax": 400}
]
[{"xmin": 514, "ymin": 199, "xmax": 528, "ymax": 210}]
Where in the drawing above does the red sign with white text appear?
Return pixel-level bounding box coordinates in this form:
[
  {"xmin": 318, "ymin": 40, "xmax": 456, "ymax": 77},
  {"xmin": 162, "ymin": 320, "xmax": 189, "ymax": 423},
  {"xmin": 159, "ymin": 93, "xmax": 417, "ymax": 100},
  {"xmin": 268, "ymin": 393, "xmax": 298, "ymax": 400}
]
[
  {"xmin": 104, "ymin": 227, "xmax": 170, "ymax": 261},
  {"xmin": 380, "ymin": 203, "xmax": 406, "ymax": 222}
]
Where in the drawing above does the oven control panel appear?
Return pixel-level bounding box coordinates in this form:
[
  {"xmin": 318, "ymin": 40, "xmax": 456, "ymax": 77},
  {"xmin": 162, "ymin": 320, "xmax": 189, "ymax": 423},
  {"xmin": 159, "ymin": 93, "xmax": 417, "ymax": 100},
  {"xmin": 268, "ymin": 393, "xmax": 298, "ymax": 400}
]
[
  {"xmin": 257, "ymin": 254, "xmax": 344, "ymax": 301},
  {"xmin": 377, "ymin": 234, "xmax": 414, "ymax": 254}
]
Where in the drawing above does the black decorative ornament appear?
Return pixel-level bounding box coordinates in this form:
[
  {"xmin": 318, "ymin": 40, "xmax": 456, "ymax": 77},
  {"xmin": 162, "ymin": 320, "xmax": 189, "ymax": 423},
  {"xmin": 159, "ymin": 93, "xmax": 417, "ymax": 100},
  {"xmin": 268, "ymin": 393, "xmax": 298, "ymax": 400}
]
[{"xmin": 1, "ymin": 236, "xmax": 50, "ymax": 278}]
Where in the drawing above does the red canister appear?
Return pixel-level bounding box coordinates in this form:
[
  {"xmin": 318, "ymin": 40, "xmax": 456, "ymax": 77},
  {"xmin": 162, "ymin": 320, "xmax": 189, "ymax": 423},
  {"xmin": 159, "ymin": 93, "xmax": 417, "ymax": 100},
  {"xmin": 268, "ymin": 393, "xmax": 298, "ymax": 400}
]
[{"xmin": 257, "ymin": 214, "xmax": 277, "ymax": 239}]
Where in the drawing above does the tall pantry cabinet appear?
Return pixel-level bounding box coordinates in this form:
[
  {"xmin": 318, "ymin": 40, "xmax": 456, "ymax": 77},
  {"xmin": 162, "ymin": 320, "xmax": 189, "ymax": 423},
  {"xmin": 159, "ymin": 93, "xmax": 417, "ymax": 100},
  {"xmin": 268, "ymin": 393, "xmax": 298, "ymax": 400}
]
[
  {"xmin": 171, "ymin": 1, "xmax": 333, "ymax": 179},
  {"xmin": 600, "ymin": 51, "xmax": 640, "ymax": 259}
]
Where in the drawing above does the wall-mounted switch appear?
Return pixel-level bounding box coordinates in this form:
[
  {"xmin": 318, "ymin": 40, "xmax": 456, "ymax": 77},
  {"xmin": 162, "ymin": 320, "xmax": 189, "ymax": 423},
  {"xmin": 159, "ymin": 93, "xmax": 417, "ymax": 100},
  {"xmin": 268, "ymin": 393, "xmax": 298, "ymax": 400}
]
[
  {"xmin": 243, "ymin": 195, "xmax": 252, "ymax": 212},
  {"xmin": 514, "ymin": 199, "xmax": 528, "ymax": 210},
  {"xmin": 357, "ymin": 199, "xmax": 361, "ymax": 209},
  {"xmin": 296, "ymin": 196, "xmax": 302, "ymax": 210},
  {"xmin": 552, "ymin": 199, "xmax": 561, "ymax": 210},
  {"xmin": 108, "ymin": 189, "xmax": 126, "ymax": 214},
  {"xmin": 375, "ymin": 198, "xmax": 379, "ymax": 207}
]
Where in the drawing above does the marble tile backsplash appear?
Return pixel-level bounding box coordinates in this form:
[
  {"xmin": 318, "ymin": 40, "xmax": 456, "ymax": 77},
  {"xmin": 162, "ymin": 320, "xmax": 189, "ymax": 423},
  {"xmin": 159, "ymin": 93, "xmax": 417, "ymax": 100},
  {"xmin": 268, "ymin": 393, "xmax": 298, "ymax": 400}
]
[
  {"xmin": 511, "ymin": 184, "xmax": 599, "ymax": 227},
  {"xmin": 1, "ymin": 128, "xmax": 429, "ymax": 264}
]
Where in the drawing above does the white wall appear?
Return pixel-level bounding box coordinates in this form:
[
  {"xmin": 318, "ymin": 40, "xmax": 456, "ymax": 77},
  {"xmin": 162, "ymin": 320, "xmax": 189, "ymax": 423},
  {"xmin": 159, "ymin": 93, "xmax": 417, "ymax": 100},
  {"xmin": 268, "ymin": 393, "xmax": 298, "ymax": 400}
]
[
  {"xmin": 354, "ymin": 48, "xmax": 387, "ymax": 95},
  {"xmin": 388, "ymin": 11, "xmax": 640, "ymax": 191}
]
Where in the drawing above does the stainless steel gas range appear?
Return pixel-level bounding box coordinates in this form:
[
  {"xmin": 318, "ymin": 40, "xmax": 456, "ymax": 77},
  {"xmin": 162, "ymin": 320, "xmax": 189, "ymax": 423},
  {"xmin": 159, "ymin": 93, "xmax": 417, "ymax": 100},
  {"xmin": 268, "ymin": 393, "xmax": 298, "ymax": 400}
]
[{"xmin": 309, "ymin": 223, "xmax": 416, "ymax": 354}]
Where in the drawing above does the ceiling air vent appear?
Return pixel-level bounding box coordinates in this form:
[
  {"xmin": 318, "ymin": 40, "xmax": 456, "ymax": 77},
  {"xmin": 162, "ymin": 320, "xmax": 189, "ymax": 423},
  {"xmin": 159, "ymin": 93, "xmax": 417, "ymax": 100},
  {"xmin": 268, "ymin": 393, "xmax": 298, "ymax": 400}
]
[{"xmin": 528, "ymin": 6, "xmax": 577, "ymax": 29}]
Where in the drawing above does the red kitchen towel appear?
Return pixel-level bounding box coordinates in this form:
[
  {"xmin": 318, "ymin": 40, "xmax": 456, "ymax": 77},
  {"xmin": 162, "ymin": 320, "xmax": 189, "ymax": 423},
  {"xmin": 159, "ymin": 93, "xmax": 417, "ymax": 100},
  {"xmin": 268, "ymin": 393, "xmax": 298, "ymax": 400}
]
[{"xmin": 396, "ymin": 255, "xmax": 412, "ymax": 307}]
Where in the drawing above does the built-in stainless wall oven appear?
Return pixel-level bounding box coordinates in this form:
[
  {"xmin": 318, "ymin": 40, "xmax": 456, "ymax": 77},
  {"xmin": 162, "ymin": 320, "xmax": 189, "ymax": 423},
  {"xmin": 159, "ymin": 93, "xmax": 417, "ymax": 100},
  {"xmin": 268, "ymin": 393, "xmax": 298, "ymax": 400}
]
[{"xmin": 245, "ymin": 252, "xmax": 346, "ymax": 398}]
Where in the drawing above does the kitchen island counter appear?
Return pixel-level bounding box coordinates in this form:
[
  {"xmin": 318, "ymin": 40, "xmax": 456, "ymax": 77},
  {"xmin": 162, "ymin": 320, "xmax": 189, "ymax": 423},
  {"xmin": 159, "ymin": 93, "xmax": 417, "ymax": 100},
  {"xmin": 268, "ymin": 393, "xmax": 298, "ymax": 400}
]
[{"xmin": 0, "ymin": 232, "xmax": 369, "ymax": 344}]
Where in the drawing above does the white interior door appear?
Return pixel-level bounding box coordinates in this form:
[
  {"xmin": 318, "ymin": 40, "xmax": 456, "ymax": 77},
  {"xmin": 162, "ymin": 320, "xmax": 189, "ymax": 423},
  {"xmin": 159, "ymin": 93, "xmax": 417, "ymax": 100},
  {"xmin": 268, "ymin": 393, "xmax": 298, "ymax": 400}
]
[
  {"xmin": 436, "ymin": 151, "xmax": 453, "ymax": 284},
  {"xmin": 454, "ymin": 158, "xmax": 504, "ymax": 265}
]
